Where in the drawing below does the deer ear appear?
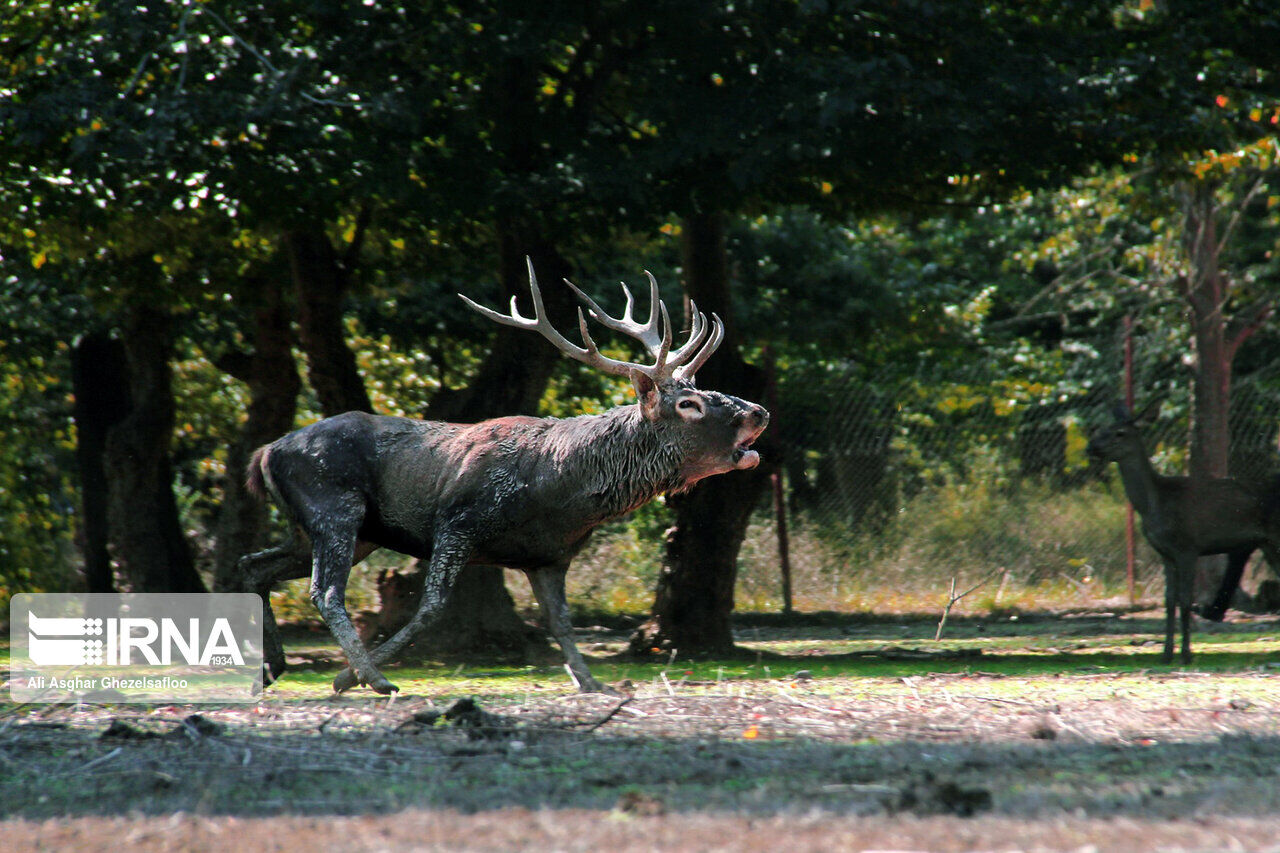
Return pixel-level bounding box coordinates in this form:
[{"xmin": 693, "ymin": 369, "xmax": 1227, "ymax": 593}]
[{"xmin": 631, "ymin": 370, "xmax": 661, "ymax": 419}]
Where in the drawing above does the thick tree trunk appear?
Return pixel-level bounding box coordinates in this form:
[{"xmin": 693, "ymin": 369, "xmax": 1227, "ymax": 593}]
[
  {"xmin": 71, "ymin": 331, "xmax": 129, "ymax": 593},
  {"xmin": 285, "ymin": 223, "xmax": 373, "ymax": 416},
  {"xmin": 1181, "ymin": 183, "xmax": 1233, "ymax": 483},
  {"xmin": 629, "ymin": 210, "xmax": 775, "ymax": 657},
  {"xmin": 102, "ymin": 305, "xmax": 205, "ymax": 593},
  {"xmin": 212, "ymin": 277, "xmax": 302, "ymax": 592}
]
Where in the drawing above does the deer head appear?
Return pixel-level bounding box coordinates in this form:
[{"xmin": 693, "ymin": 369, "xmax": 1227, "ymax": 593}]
[
  {"xmin": 1086, "ymin": 400, "xmax": 1162, "ymax": 463},
  {"xmin": 459, "ymin": 259, "xmax": 768, "ymax": 480}
]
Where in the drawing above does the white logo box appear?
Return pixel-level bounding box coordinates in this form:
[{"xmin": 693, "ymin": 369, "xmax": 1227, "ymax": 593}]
[{"xmin": 10, "ymin": 593, "xmax": 263, "ymax": 703}]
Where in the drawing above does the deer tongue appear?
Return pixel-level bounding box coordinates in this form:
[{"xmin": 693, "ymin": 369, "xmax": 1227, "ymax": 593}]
[{"xmin": 732, "ymin": 443, "xmax": 760, "ymax": 469}]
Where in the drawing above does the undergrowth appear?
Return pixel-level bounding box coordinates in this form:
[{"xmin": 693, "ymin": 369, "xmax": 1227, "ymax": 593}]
[{"xmin": 262, "ymin": 475, "xmax": 1178, "ymax": 624}]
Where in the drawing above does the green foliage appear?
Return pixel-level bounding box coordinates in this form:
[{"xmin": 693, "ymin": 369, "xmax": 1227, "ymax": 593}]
[
  {"xmin": 3, "ymin": 0, "xmax": 1279, "ymax": 611},
  {"xmin": 0, "ymin": 279, "xmax": 83, "ymax": 595}
]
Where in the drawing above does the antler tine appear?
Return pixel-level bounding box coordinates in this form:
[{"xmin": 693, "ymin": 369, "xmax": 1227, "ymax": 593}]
[
  {"xmin": 458, "ymin": 259, "xmax": 563, "ymax": 335},
  {"xmin": 565, "ymin": 270, "xmax": 723, "ymax": 382},
  {"xmin": 462, "ymin": 260, "xmax": 726, "ymax": 383},
  {"xmin": 460, "ymin": 258, "xmax": 652, "ymax": 379},
  {"xmin": 667, "ymin": 299, "xmax": 709, "ymax": 364},
  {"xmin": 563, "ymin": 274, "xmax": 666, "ymax": 355},
  {"xmin": 672, "ymin": 312, "xmax": 724, "ymax": 381},
  {"xmin": 655, "ymin": 298, "xmax": 673, "ymax": 367},
  {"xmin": 641, "ymin": 270, "xmax": 661, "ymax": 343}
]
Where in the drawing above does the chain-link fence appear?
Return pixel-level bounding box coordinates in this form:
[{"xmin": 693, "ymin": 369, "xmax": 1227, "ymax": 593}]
[{"xmin": 735, "ymin": 337, "xmax": 1280, "ymax": 613}]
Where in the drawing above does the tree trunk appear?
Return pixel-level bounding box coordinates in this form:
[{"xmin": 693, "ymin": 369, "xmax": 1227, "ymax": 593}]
[
  {"xmin": 71, "ymin": 331, "xmax": 129, "ymax": 593},
  {"xmin": 102, "ymin": 305, "xmax": 206, "ymax": 593},
  {"xmin": 212, "ymin": 275, "xmax": 302, "ymax": 591},
  {"xmin": 1180, "ymin": 182, "xmax": 1232, "ymax": 483},
  {"xmin": 629, "ymin": 210, "xmax": 775, "ymax": 657},
  {"xmin": 285, "ymin": 222, "xmax": 373, "ymax": 416},
  {"xmin": 1176, "ymin": 180, "xmax": 1273, "ymax": 604}
]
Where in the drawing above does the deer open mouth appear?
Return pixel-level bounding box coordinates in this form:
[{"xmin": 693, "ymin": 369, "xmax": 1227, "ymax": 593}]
[
  {"xmin": 732, "ymin": 436, "xmax": 761, "ymax": 469},
  {"xmin": 730, "ymin": 407, "xmax": 768, "ymax": 470}
]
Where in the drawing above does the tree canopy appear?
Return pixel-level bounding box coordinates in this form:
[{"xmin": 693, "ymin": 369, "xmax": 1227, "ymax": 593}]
[{"xmin": 2, "ymin": 0, "xmax": 1278, "ymax": 654}]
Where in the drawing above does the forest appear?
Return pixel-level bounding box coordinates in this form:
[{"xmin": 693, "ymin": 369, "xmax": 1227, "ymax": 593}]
[{"xmin": 3, "ymin": 0, "xmax": 1280, "ymax": 663}]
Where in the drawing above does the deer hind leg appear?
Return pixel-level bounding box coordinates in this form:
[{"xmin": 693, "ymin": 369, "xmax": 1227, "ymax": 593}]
[
  {"xmin": 306, "ymin": 504, "xmax": 396, "ymax": 695},
  {"xmin": 331, "ymin": 533, "xmax": 471, "ymax": 694},
  {"xmin": 237, "ymin": 528, "xmax": 311, "ymax": 684},
  {"xmin": 1201, "ymin": 548, "xmax": 1253, "ymax": 622},
  {"xmin": 527, "ymin": 565, "xmax": 612, "ymax": 695}
]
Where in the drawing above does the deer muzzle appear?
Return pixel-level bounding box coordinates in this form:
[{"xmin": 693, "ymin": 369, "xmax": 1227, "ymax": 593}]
[{"xmin": 731, "ymin": 405, "xmax": 769, "ymax": 470}]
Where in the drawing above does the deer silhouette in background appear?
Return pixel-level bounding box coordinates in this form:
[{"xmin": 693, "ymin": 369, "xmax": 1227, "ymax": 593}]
[
  {"xmin": 237, "ymin": 260, "xmax": 768, "ymax": 694},
  {"xmin": 1087, "ymin": 401, "xmax": 1280, "ymax": 663}
]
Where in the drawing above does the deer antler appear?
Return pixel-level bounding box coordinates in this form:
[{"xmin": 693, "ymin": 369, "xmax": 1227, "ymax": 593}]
[{"xmin": 460, "ymin": 258, "xmax": 724, "ymax": 383}]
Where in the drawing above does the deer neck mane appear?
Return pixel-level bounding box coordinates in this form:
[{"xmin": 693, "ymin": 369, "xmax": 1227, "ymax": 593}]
[{"xmin": 545, "ymin": 405, "xmax": 688, "ymax": 518}]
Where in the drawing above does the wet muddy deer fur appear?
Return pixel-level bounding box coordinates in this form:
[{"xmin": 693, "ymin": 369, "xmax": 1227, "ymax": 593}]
[
  {"xmin": 1087, "ymin": 401, "xmax": 1280, "ymax": 663},
  {"xmin": 238, "ymin": 260, "xmax": 769, "ymax": 694}
]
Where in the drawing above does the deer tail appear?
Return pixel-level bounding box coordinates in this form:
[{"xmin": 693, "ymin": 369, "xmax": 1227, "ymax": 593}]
[{"xmin": 245, "ymin": 445, "xmax": 272, "ymax": 501}]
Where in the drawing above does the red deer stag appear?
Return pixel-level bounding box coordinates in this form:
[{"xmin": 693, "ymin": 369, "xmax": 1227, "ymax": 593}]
[
  {"xmin": 238, "ymin": 260, "xmax": 769, "ymax": 694},
  {"xmin": 1087, "ymin": 402, "xmax": 1280, "ymax": 663}
]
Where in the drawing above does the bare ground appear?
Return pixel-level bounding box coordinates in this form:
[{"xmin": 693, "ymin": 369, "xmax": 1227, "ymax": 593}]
[{"xmin": 4, "ymin": 610, "xmax": 1280, "ymax": 852}]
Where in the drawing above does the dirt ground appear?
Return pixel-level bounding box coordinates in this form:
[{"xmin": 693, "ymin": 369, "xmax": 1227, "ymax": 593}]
[{"xmin": 4, "ymin": 610, "xmax": 1280, "ymax": 852}]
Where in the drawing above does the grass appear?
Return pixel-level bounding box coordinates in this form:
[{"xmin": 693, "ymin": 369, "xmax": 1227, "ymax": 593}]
[
  {"xmin": 184, "ymin": 608, "xmax": 1280, "ymax": 704},
  {"xmin": 5, "ymin": 605, "xmax": 1278, "ymax": 706}
]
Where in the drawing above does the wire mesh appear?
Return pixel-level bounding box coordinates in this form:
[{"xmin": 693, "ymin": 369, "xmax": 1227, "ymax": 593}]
[{"xmin": 763, "ymin": 337, "xmax": 1280, "ymax": 610}]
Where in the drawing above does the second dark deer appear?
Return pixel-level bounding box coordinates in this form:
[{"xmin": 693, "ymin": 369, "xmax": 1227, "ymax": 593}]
[
  {"xmin": 1087, "ymin": 402, "xmax": 1280, "ymax": 663},
  {"xmin": 237, "ymin": 260, "xmax": 768, "ymax": 694}
]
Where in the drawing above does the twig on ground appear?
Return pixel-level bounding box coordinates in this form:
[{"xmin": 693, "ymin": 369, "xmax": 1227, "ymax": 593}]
[
  {"xmin": 76, "ymin": 746, "xmax": 123, "ymax": 774},
  {"xmin": 582, "ymin": 697, "xmax": 634, "ymax": 732},
  {"xmin": 936, "ymin": 571, "xmax": 1000, "ymax": 641}
]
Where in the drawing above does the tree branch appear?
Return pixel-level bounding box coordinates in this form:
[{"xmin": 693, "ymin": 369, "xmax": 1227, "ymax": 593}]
[
  {"xmin": 1225, "ymin": 299, "xmax": 1274, "ymax": 361},
  {"xmin": 935, "ymin": 571, "xmax": 1000, "ymax": 642}
]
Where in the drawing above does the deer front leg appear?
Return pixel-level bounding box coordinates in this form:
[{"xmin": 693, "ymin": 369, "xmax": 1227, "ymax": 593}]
[
  {"xmin": 1160, "ymin": 556, "xmax": 1178, "ymax": 664},
  {"xmin": 527, "ymin": 566, "xmax": 615, "ymax": 695},
  {"xmin": 331, "ymin": 534, "xmax": 471, "ymax": 694},
  {"xmin": 1177, "ymin": 554, "xmax": 1196, "ymax": 664}
]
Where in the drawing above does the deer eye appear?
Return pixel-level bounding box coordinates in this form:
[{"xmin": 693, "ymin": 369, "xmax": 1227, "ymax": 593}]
[{"xmin": 678, "ymin": 399, "xmax": 700, "ymax": 410}]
